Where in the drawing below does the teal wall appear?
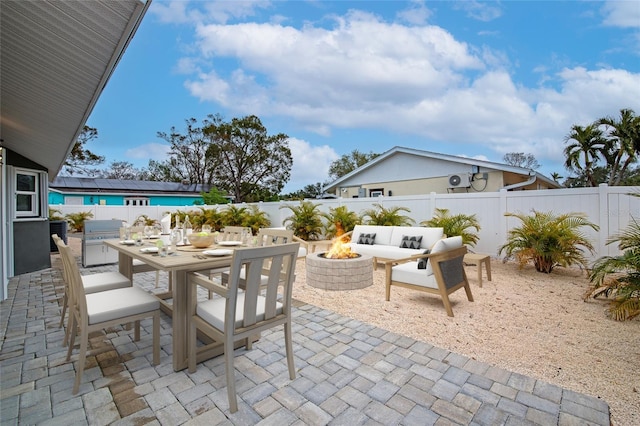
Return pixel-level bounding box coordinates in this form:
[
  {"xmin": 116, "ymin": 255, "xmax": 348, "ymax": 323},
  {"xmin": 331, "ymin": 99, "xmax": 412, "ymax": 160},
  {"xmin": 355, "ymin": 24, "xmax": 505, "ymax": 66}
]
[{"xmin": 48, "ymin": 192, "xmax": 203, "ymax": 206}]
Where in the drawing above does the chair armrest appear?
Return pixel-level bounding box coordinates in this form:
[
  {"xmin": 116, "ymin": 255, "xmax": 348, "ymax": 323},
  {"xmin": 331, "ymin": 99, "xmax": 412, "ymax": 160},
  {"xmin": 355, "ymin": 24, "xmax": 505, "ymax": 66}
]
[
  {"xmin": 382, "ymin": 252, "xmax": 433, "ymax": 267},
  {"xmin": 188, "ymin": 272, "xmax": 229, "ymax": 298},
  {"xmin": 292, "ymin": 235, "xmax": 308, "ymax": 248}
]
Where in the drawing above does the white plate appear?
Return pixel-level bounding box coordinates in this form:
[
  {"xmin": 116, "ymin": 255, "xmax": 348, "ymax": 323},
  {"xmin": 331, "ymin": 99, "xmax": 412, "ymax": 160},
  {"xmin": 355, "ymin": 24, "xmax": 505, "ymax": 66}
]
[
  {"xmin": 202, "ymin": 249, "xmax": 233, "ymax": 256},
  {"xmin": 218, "ymin": 241, "xmax": 242, "ymax": 246},
  {"xmin": 120, "ymin": 240, "xmax": 135, "ymax": 245},
  {"xmin": 140, "ymin": 247, "xmax": 159, "ymax": 253}
]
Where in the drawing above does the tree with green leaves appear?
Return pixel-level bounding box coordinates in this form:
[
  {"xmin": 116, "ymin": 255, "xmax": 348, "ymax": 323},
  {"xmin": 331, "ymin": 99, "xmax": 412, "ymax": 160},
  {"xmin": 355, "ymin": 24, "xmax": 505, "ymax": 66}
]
[
  {"xmin": 100, "ymin": 161, "xmax": 142, "ymax": 180},
  {"xmin": 597, "ymin": 108, "xmax": 640, "ymax": 186},
  {"xmin": 156, "ymin": 117, "xmax": 216, "ymax": 184},
  {"xmin": 62, "ymin": 126, "xmax": 105, "ymax": 176},
  {"xmin": 421, "ymin": 208, "xmax": 480, "ymax": 247},
  {"xmin": 498, "ymin": 210, "xmax": 599, "ymax": 273},
  {"xmin": 328, "ymin": 149, "xmax": 380, "ymax": 180},
  {"xmin": 361, "ymin": 203, "xmax": 414, "ymax": 226},
  {"xmin": 503, "ymin": 152, "xmax": 540, "ymax": 169},
  {"xmin": 205, "ymin": 115, "xmax": 292, "ymax": 202},
  {"xmin": 563, "ymin": 124, "xmax": 606, "ymax": 187},
  {"xmin": 200, "ymin": 187, "xmax": 230, "ymax": 205},
  {"xmin": 281, "ymin": 200, "xmax": 324, "ymax": 241},
  {"xmin": 586, "ymin": 215, "xmax": 640, "ymax": 321}
]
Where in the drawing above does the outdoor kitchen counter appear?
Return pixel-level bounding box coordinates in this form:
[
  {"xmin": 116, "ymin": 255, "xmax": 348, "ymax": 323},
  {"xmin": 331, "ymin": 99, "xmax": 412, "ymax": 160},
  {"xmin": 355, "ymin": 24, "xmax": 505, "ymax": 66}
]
[{"xmin": 103, "ymin": 239, "xmax": 235, "ymax": 371}]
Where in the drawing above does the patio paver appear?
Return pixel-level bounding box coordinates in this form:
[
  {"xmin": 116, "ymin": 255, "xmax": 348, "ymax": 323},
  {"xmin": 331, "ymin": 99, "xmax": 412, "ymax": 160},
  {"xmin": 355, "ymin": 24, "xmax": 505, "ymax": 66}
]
[{"xmin": 0, "ymin": 255, "xmax": 610, "ymax": 425}]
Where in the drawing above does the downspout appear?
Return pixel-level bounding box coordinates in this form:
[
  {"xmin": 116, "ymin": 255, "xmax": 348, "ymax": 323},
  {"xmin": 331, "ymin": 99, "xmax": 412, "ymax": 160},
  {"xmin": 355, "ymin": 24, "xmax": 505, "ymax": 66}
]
[{"xmin": 502, "ymin": 171, "xmax": 537, "ymax": 191}]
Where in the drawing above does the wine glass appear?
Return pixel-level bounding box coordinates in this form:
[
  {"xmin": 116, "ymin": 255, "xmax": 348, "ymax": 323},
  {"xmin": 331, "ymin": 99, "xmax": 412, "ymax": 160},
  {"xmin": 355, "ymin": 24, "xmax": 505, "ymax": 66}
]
[{"xmin": 144, "ymin": 225, "xmax": 154, "ymax": 239}]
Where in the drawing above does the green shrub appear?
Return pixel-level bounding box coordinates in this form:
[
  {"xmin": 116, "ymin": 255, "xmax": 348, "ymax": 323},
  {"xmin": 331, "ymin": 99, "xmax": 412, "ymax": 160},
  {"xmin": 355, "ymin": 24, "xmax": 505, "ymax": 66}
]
[
  {"xmin": 498, "ymin": 210, "xmax": 598, "ymax": 273},
  {"xmin": 361, "ymin": 203, "xmax": 413, "ymax": 226},
  {"xmin": 281, "ymin": 200, "xmax": 323, "ymax": 241},
  {"xmin": 322, "ymin": 206, "xmax": 360, "ymax": 238},
  {"xmin": 65, "ymin": 211, "xmax": 94, "ymax": 232},
  {"xmin": 421, "ymin": 208, "xmax": 480, "ymax": 247},
  {"xmin": 586, "ymin": 217, "xmax": 640, "ymax": 320}
]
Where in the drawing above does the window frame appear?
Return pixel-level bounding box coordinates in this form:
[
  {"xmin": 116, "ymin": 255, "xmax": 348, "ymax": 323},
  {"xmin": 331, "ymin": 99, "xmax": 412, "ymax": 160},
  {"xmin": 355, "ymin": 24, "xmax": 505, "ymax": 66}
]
[{"xmin": 14, "ymin": 169, "xmax": 41, "ymax": 218}]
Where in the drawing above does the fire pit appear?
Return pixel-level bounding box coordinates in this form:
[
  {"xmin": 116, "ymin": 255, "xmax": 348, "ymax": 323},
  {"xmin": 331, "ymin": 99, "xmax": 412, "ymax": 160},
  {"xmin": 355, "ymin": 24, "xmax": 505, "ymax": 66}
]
[
  {"xmin": 305, "ymin": 234, "xmax": 373, "ymax": 290},
  {"xmin": 305, "ymin": 252, "xmax": 373, "ymax": 290}
]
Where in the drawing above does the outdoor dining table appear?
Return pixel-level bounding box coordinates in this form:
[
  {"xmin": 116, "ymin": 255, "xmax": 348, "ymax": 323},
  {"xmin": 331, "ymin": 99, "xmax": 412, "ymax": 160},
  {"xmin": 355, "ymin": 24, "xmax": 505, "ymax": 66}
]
[{"xmin": 103, "ymin": 238, "xmax": 239, "ymax": 371}]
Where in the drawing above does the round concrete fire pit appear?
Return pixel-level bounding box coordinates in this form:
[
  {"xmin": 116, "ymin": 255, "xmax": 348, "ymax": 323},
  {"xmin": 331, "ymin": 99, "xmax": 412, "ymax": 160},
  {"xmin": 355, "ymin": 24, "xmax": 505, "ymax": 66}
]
[{"xmin": 305, "ymin": 253, "xmax": 373, "ymax": 290}]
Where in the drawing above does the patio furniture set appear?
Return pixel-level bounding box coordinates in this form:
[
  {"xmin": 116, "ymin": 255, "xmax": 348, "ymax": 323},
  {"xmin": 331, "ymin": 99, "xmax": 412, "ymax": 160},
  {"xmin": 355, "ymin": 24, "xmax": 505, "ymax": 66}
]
[{"xmin": 51, "ymin": 226, "xmax": 489, "ymax": 412}]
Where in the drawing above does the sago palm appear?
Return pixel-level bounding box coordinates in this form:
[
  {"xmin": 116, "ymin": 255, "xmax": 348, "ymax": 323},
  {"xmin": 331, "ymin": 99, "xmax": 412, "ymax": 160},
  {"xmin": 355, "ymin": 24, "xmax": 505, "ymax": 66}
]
[
  {"xmin": 498, "ymin": 210, "xmax": 599, "ymax": 273},
  {"xmin": 586, "ymin": 217, "xmax": 640, "ymax": 320},
  {"xmin": 280, "ymin": 200, "xmax": 324, "ymax": 241},
  {"xmin": 420, "ymin": 208, "xmax": 480, "ymax": 247},
  {"xmin": 361, "ymin": 203, "xmax": 414, "ymax": 226},
  {"xmin": 321, "ymin": 206, "xmax": 360, "ymax": 238}
]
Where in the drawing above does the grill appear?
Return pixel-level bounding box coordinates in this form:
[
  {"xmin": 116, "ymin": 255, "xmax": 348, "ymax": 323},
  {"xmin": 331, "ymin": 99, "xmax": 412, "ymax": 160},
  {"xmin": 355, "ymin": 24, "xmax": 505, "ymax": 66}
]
[{"xmin": 82, "ymin": 220, "xmax": 122, "ymax": 267}]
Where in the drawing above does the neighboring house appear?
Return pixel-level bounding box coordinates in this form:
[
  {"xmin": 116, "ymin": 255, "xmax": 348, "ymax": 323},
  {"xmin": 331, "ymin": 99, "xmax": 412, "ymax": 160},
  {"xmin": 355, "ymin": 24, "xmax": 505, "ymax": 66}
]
[
  {"xmin": 324, "ymin": 146, "xmax": 561, "ymax": 198},
  {"xmin": 0, "ymin": 1, "xmax": 151, "ymax": 300},
  {"xmin": 49, "ymin": 177, "xmax": 213, "ymax": 207}
]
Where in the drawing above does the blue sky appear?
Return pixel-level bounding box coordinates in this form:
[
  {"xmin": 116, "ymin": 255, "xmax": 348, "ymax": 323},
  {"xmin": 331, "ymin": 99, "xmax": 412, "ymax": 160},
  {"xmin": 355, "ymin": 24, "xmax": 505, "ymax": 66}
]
[{"xmin": 87, "ymin": 0, "xmax": 640, "ymax": 192}]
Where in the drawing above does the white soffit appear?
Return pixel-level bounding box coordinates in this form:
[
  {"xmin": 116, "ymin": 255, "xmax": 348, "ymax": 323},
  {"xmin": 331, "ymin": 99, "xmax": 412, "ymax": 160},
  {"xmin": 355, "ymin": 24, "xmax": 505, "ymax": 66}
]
[{"xmin": 0, "ymin": 0, "xmax": 149, "ymax": 178}]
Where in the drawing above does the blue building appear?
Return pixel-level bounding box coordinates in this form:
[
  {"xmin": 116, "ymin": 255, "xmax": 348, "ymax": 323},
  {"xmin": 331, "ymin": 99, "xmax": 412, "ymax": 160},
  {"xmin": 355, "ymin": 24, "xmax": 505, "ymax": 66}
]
[{"xmin": 49, "ymin": 177, "xmax": 213, "ymax": 206}]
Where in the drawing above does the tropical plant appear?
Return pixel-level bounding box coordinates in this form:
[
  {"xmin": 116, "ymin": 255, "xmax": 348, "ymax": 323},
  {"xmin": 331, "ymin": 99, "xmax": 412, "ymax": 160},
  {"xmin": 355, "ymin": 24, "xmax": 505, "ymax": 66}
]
[
  {"xmin": 65, "ymin": 211, "xmax": 94, "ymax": 232},
  {"xmin": 280, "ymin": 200, "xmax": 324, "ymax": 241},
  {"xmin": 585, "ymin": 217, "xmax": 640, "ymax": 320},
  {"xmin": 133, "ymin": 215, "xmax": 157, "ymax": 226},
  {"xmin": 48, "ymin": 208, "xmax": 65, "ymax": 221},
  {"xmin": 563, "ymin": 124, "xmax": 607, "ymax": 187},
  {"xmin": 198, "ymin": 207, "xmax": 224, "ymax": 231},
  {"xmin": 498, "ymin": 210, "xmax": 599, "ymax": 273},
  {"xmin": 361, "ymin": 203, "xmax": 414, "ymax": 226},
  {"xmin": 200, "ymin": 187, "xmax": 231, "ymax": 205},
  {"xmin": 321, "ymin": 206, "xmax": 361, "ymax": 238},
  {"xmin": 243, "ymin": 205, "xmax": 271, "ymax": 235},
  {"xmin": 420, "ymin": 208, "xmax": 481, "ymax": 247},
  {"xmin": 597, "ymin": 108, "xmax": 640, "ymax": 186},
  {"xmin": 221, "ymin": 205, "xmax": 249, "ymax": 227}
]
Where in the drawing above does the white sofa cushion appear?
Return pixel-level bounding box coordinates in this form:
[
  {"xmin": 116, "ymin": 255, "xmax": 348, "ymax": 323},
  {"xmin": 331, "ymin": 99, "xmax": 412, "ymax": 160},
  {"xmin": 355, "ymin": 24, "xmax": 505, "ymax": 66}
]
[
  {"xmin": 86, "ymin": 287, "xmax": 159, "ymax": 324},
  {"xmin": 388, "ymin": 226, "xmax": 444, "ymax": 250},
  {"xmin": 353, "ymin": 244, "xmax": 423, "ymax": 259},
  {"xmin": 82, "ymin": 272, "xmax": 131, "ymax": 294},
  {"xmin": 351, "ymin": 225, "xmax": 394, "ymax": 246},
  {"xmin": 197, "ymin": 293, "xmax": 283, "ymax": 331}
]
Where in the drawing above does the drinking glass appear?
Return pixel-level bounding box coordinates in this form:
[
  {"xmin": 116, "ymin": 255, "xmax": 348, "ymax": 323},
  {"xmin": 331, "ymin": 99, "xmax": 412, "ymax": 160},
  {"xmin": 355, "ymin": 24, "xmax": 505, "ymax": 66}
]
[
  {"xmin": 144, "ymin": 225, "xmax": 154, "ymax": 239},
  {"xmin": 170, "ymin": 229, "xmax": 181, "ymax": 252},
  {"xmin": 202, "ymin": 224, "xmax": 212, "ymax": 234}
]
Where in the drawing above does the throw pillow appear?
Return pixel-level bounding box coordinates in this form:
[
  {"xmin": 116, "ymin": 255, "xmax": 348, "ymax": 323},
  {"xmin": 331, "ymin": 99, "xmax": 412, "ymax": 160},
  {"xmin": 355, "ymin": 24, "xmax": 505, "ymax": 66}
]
[
  {"xmin": 357, "ymin": 233, "xmax": 376, "ymax": 245},
  {"xmin": 400, "ymin": 235, "xmax": 422, "ymax": 249},
  {"xmin": 417, "ymin": 249, "xmax": 431, "ymax": 269}
]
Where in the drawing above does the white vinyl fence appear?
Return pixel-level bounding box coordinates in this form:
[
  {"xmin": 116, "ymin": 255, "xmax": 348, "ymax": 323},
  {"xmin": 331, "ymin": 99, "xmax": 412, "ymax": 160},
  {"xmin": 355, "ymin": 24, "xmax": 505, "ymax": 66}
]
[{"xmin": 52, "ymin": 184, "xmax": 640, "ymax": 262}]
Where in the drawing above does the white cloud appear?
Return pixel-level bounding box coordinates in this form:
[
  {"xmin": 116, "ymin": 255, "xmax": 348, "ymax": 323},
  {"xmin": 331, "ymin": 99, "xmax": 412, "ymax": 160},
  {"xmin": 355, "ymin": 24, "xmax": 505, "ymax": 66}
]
[
  {"xmin": 125, "ymin": 143, "xmax": 171, "ymax": 163},
  {"xmin": 601, "ymin": 1, "xmax": 640, "ymax": 28},
  {"xmin": 285, "ymin": 138, "xmax": 339, "ymax": 192},
  {"xmin": 174, "ymin": 3, "xmax": 640, "ymax": 186}
]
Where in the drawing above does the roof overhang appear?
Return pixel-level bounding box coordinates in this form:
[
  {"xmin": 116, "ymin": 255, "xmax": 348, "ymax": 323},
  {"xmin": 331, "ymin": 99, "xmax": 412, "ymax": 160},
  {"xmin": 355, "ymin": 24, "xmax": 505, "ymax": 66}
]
[{"xmin": 0, "ymin": 0, "xmax": 151, "ymax": 179}]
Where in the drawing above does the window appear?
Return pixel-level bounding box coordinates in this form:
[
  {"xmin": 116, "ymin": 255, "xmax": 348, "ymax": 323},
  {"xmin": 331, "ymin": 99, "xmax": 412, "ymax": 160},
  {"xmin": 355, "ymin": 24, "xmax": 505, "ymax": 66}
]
[
  {"xmin": 125, "ymin": 197, "xmax": 149, "ymax": 206},
  {"xmin": 15, "ymin": 170, "xmax": 39, "ymax": 217},
  {"xmin": 369, "ymin": 188, "xmax": 384, "ymax": 197}
]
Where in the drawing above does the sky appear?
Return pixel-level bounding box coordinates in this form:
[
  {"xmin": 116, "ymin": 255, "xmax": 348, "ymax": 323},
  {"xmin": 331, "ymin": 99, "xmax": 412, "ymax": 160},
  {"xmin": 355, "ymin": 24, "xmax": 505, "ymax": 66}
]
[{"xmin": 87, "ymin": 0, "xmax": 640, "ymax": 193}]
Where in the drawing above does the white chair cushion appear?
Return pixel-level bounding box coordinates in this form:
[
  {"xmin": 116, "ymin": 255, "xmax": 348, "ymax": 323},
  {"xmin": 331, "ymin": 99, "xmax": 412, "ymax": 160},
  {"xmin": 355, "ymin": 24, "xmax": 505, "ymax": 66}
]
[
  {"xmin": 86, "ymin": 287, "xmax": 159, "ymax": 324},
  {"xmin": 426, "ymin": 236, "xmax": 462, "ymax": 275},
  {"xmin": 298, "ymin": 246, "xmax": 307, "ymax": 258},
  {"xmin": 82, "ymin": 272, "xmax": 131, "ymax": 294},
  {"xmin": 197, "ymin": 293, "xmax": 283, "ymax": 331},
  {"xmin": 392, "ymin": 262, "xmax": 439, "ymax": 289}
]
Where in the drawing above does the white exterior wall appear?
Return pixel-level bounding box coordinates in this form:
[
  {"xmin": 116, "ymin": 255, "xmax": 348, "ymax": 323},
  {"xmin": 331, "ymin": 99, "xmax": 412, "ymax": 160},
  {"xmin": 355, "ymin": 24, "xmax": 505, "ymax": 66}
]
[{"xmin": 51, "ymin": 185, "xmax": 640, "ymax": 262}]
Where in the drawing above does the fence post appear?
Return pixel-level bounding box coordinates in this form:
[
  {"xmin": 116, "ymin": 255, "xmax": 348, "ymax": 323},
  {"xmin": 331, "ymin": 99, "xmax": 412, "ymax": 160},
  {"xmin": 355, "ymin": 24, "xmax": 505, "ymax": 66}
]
[
  {"xmin": 498, "ymin": 189, "xmax": 508, "ymax": 258},
  {"xmin": 598, "ymin": 183, "xmax": 609, "ymax": 258}
]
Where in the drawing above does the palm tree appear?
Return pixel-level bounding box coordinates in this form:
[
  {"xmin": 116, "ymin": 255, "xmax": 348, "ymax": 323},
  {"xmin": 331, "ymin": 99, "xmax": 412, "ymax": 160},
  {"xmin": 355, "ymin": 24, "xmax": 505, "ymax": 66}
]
[
  {"xmin": 563, "ymin": 124, "xmax": 606, "ymax": 187},
  {"xmin": 586, "ymin": 216, "xmax": 640, "ymax": 320},
  {"xmin": 280, "ymin": 200, "xmax": 324, "ymax": 241},
  {"xmin": 361, "ymin": 203, "xmax": 414, "ymax": 226},
  {"xmin": 597, "ymin": 108, "xmax": 640, "ymax": 186},
  {"xmin": 321, "ymin": 205, "xmax": 360, "ymax": 238},
  {"xmin": 420, "ymin": 208, "xmax": 481, "ymax": 247},
  {"xmin": 550, "ymin": 172, "xmax": 563, "ymax": 183},
  {"xmin": 498, "ymin": 210, "xmax": 599, "ymax": 273}
]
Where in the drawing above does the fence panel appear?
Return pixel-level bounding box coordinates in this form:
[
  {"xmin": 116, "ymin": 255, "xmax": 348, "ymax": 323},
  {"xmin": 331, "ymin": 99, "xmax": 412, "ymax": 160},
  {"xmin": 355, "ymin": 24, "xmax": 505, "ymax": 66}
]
[{"xmin": 50, "ymin": 185, "xmax": 640, "ymax": 261}]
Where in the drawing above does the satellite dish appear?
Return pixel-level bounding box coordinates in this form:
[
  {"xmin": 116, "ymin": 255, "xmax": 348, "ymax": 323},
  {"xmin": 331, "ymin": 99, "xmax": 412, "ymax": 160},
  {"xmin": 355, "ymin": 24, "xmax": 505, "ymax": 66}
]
[{"xmin": 449, "ymin": 175, "xmax": 461, "ymax": 186}]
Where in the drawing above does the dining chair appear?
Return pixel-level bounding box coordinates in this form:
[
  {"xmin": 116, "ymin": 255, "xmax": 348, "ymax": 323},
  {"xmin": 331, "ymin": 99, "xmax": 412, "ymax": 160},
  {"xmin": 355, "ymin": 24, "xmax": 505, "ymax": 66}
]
[
  {"xmin": 58, "ymin": 241, "xmax": 161, "ymax": 394},
  {"xmin": 187, "ymin": 242, "xmax": 300, "ymax": 412},
  {"xmin": 52, "ymin": 234, "xmax": 132, "ymax": 346},
  {"xmin": 203, "ymin": 226, "xmax": 255, "ymax": 297}
]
